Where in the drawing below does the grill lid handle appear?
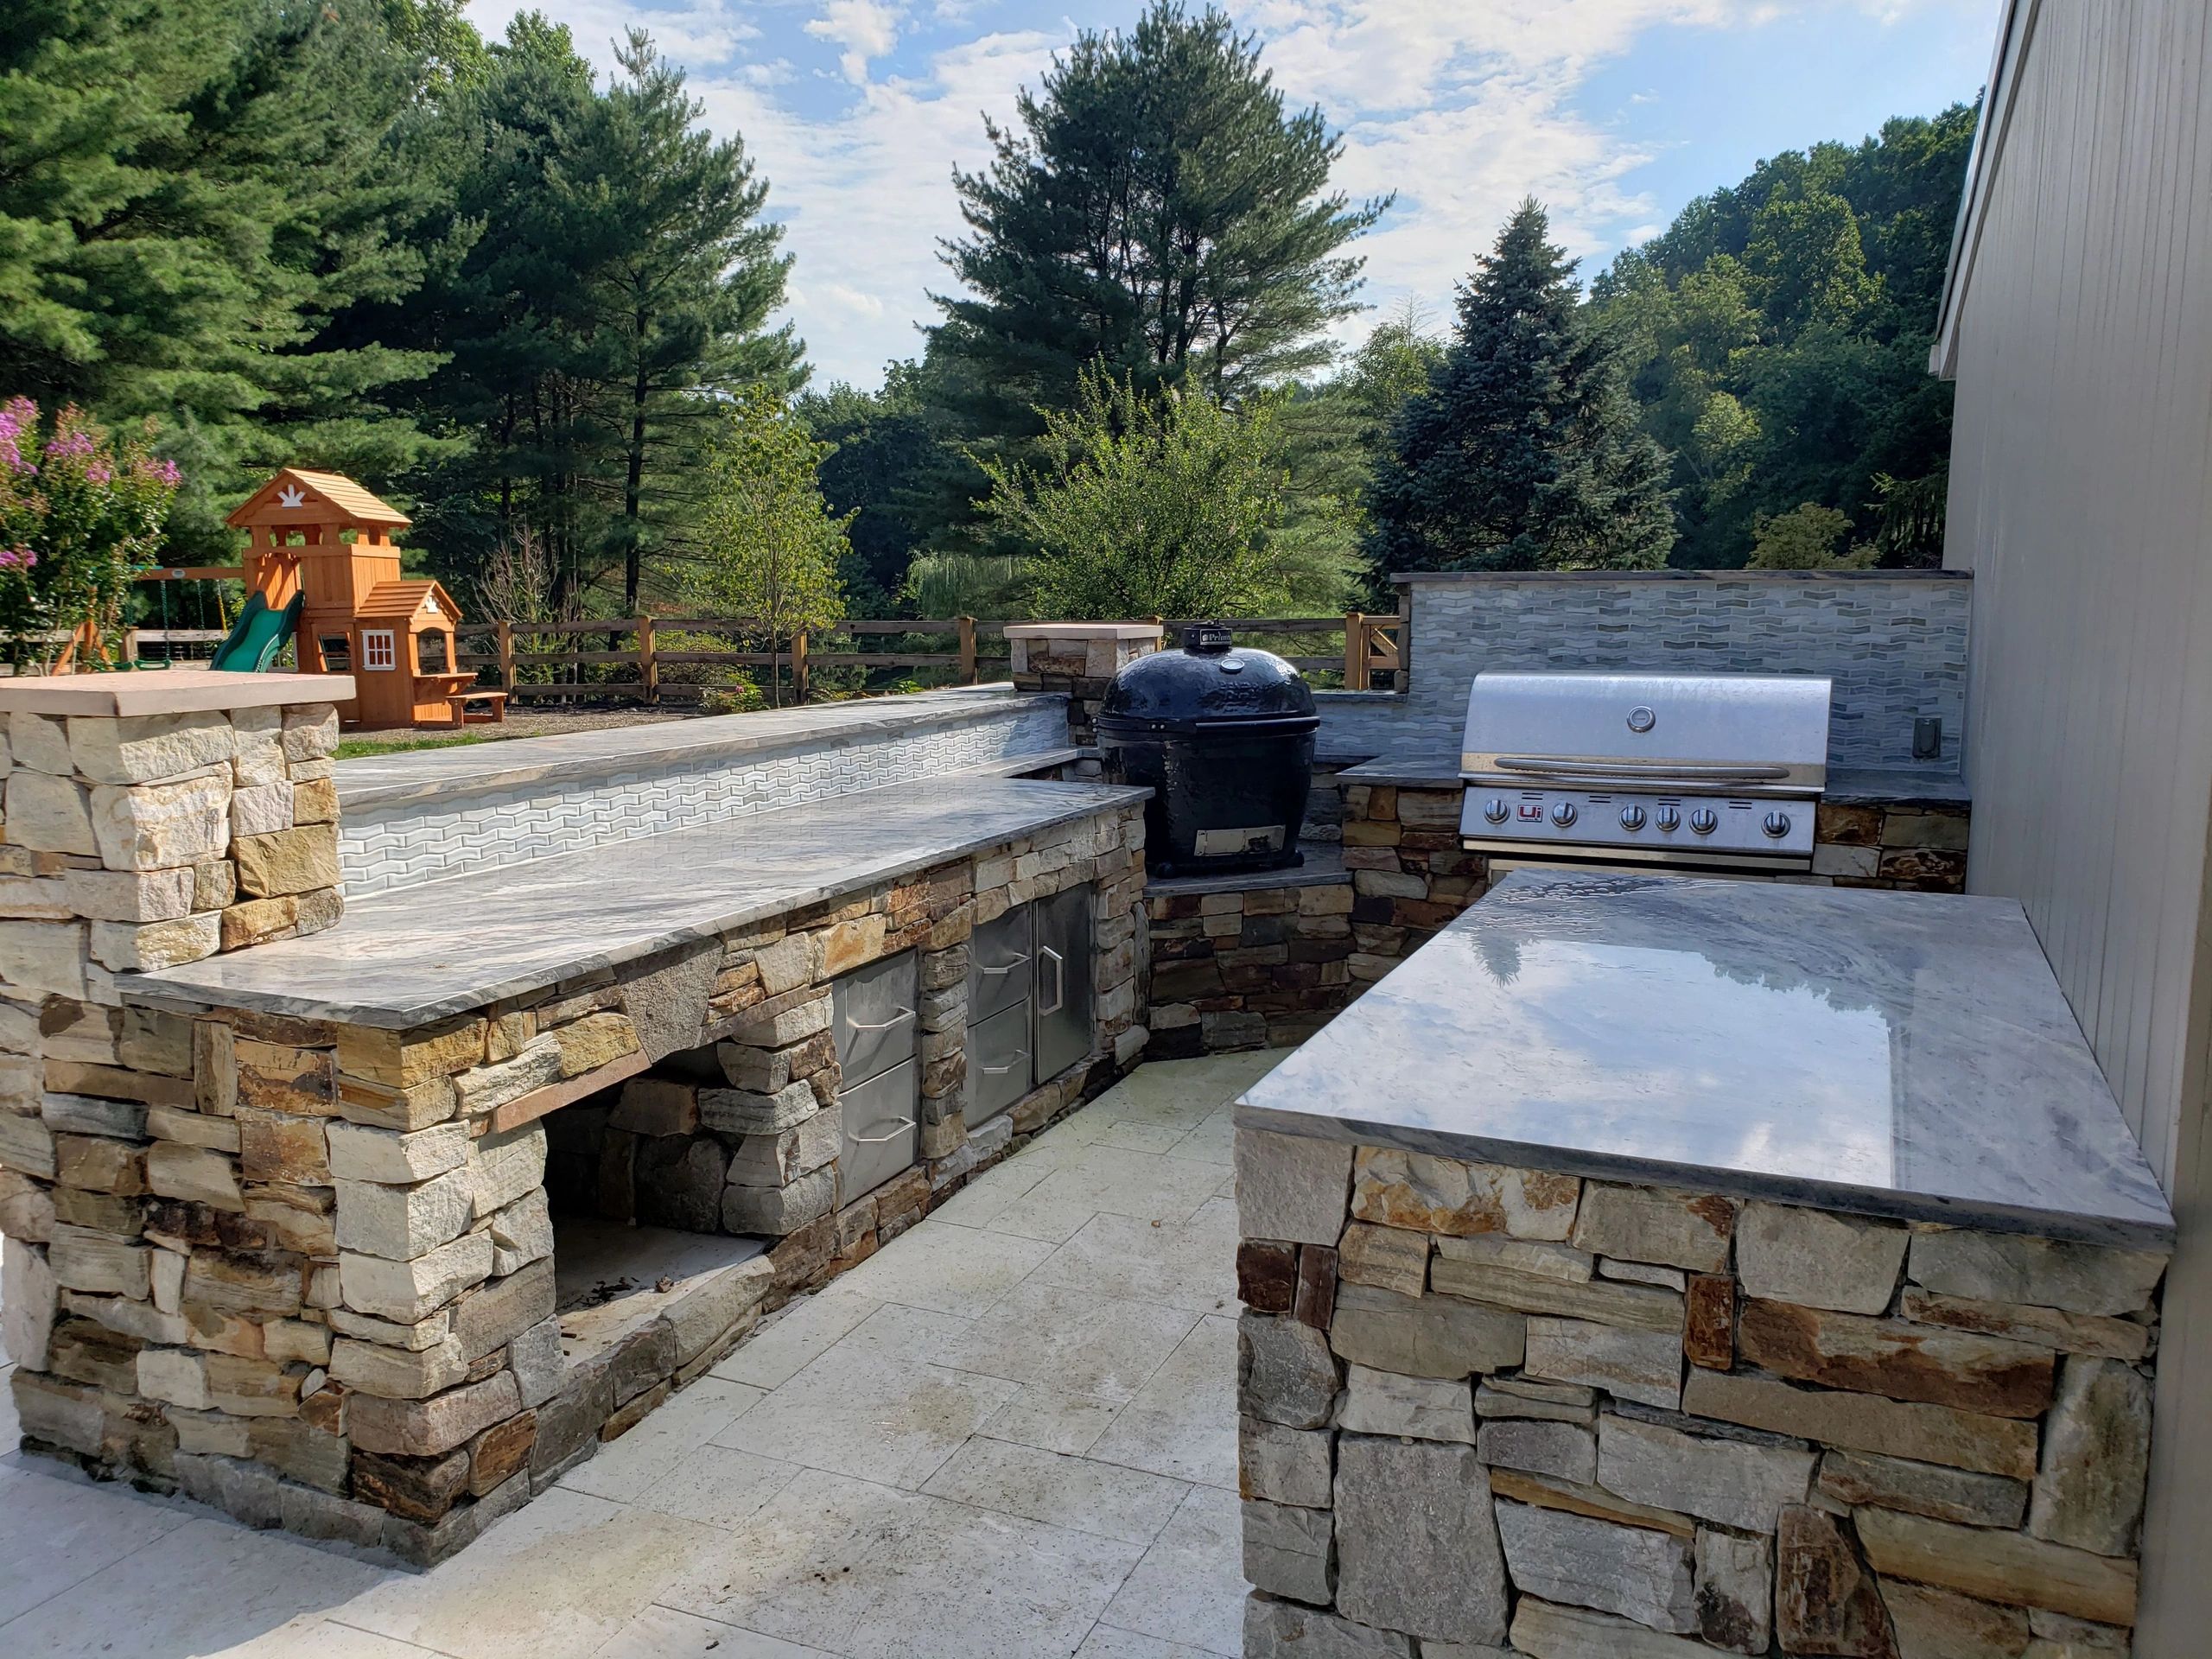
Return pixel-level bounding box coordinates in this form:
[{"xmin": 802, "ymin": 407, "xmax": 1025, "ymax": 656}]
[{"xmin": 1491, "ymin": 756, "xmax": 1793, "ymax": 785}]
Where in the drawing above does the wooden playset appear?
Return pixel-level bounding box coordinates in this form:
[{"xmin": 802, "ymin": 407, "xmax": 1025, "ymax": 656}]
[{"xmin": 220, "ymin": 467, "xmax": 505, "ymax": 729}]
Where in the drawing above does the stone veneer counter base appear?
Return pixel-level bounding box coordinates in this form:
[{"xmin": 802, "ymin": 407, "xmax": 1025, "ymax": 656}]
[
  {"xmin": 1236, "ymin": 872, "xmax": 2172, "ymax": 1247},
  {"xmin": 1230, "ymin": 873, "xmax": 2174, "ymax": 1659},
  {"xmin": 124, "ymin": 778, "xmax": 1146, "ymax": 1027}
]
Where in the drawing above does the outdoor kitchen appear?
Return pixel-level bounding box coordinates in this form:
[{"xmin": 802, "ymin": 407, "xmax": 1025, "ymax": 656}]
[{"xmin": 0, "ymin": 575, "xmax": 2179, "ymax": 1658}]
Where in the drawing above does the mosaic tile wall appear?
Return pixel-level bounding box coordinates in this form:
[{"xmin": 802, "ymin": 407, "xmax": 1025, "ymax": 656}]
[
  {"xmin": 1316, "ymin": 574, "xmax": 1972, "ymax": 769},
  {"xmin": 340, "ymin": 702, "xmax": 1070, "ymax": 894}
]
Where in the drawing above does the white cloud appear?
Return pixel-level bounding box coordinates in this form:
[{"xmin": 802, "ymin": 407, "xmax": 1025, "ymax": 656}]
[
  {"xmin": 805, "ymin": 0, "xmax": 909, "ymax": 84},
  {"xmin": 694, "ymin": 24, "xmax": 1065, "ymax": 384}
]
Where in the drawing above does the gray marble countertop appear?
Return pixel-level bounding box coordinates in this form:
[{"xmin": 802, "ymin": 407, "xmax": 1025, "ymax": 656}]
[
  {"xmin": 334, "ymin": 685, "xmax": 1055, "ymax": 812},
  {"xmin": 1332, "ymin": 753, "xmax": 1969, "ymax": 805},
  {"xmin": 1236, "ymin": 872, "xmax": 2174, "ymax": 1246},
  {"xmin": 127, "ymin": 778, "xmax": 1145, "ymax": 1028}
]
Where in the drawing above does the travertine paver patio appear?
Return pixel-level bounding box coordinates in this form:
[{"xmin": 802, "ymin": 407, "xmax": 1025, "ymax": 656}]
[{"xmin": 0, "ymin": 1050, "xmax": 1282, "ymax": 1659}]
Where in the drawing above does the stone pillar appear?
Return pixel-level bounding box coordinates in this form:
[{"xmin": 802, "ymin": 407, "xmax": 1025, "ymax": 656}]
[
  {"xmin": 0, "ymin": 669, "xmax": 359, "ymax": 1527},
  {"xmin": 1005, "ymin": 622, "xmax": 1163, "ymax": 749}
]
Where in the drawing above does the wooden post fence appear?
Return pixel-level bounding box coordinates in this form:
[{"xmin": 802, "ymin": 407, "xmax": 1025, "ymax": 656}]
[{"xmin": 957, "ymin": 616, "xmax": 978, "ymax": 684}]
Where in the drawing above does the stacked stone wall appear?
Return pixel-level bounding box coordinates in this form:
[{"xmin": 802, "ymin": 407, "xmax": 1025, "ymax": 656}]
[
  {"xmin": 3, "ymin": 785, "xmax": 1146, "ymax": 1563},
  {"xmin": 1233, "ymin": 1128, "xmax": 2167, "ymax": 1656}
]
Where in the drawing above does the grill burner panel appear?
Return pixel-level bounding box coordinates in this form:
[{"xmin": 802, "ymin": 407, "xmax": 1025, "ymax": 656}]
[{"xmin": 1459, "ymin": 671, "xmax": 1831, "ymax": 873}]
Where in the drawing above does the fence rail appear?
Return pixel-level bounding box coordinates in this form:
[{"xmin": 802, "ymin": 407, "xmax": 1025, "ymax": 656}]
[{"xmin": 447, "ymin": 611, "xmax": 1402, "ymax": 706}]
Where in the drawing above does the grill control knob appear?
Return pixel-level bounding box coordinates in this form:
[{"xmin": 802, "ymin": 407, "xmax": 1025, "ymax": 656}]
[
  {"xmin": 1618, "ymin": 804, "xmax": 1647, "ymax": 831},
  {"xmin": 1688, "ymin": 808, "xmax": 1719, "ymax": 835},
  {"xmin": 1483, "ymin": 798, "xmax": 1509, "ymax": 825},
  {"xmin": 1653, "ymin": 805, "xmax": 1681, "ymax": 832},
  {"xmin": 1549, "ymin": 801, "xmax": 1578, "ymax": 828},
  {"xmin": 1761, "ymin": 810, "xmax": 1792, "ymax": 839}
]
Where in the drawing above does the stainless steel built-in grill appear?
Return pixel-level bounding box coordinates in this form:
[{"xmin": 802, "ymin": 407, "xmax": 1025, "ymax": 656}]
[{"xmin": 1459, "ymin": 671, "xmax": 1832, "ymax": 873}]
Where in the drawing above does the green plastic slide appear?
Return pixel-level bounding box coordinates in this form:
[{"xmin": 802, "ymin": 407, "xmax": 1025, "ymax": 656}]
[{"xmin": 209, "ymin": 591, "xmax": 302, "ymax": 672}]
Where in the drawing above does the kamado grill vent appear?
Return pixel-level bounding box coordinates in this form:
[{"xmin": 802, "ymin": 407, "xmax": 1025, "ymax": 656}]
[{"xmin": 1459, "ymin": 671, "xmax": 1832, "ymax": 873}]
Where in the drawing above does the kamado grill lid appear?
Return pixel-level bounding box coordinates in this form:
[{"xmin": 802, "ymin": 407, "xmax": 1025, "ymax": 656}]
[{"xmin": 1096, "ymin": 622, "xmax": 1319, "ymax": 734}]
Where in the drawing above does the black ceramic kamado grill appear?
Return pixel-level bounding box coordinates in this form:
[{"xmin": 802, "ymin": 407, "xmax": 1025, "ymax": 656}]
[{"xmin": 1097, "ymin": 623, "xmax": 1319, "ymax": 879}]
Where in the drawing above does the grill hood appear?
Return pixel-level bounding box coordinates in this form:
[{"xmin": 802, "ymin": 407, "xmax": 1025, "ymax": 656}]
[{"xmin": 1461, "ymin": 671, "xmax": 1832, "ymax": 794}]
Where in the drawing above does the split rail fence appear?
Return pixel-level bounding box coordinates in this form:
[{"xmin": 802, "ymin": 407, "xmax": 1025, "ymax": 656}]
[{"xmin": 452, "ymin": 612, "xmax": 1405, "ymax": 707}]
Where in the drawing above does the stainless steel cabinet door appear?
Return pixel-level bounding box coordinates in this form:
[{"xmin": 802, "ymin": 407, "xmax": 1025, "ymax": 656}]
[
  {"xmin": 833, "ymin": 950, "xmax": 918, "ymax": 1087},
  {"xmin": 840, "ymin": 1057, "xmax": 918, "ymax": 1200},
  {"xmin": 969, "ymin": 904, "xmax": 1033, "ymax": 1021},
  {"xmin": 1033, "ymin": 884, "xmax": 1094, "ymax": 1084},
  {"xmin": 967, "ymin": 999, "xmax": 1033, "ymax": 1126}
]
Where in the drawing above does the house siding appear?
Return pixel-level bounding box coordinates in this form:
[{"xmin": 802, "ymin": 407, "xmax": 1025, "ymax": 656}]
[{"xmin": 1941, "ymin": 0, "xmax": 2212, "ymax": 1644}]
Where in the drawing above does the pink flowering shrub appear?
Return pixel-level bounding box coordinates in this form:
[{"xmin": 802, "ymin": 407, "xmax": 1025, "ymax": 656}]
[{"xmin": 0, "ymin": 399, "xmax": 181, "ymax": 671}]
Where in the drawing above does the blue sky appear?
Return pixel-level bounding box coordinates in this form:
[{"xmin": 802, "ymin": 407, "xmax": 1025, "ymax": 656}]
[{"xmin": 487, "ymin": 1, "xmax": 2000, "ymax": 388}]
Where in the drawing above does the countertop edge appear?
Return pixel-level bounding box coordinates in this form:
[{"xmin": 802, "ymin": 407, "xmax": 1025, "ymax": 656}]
[
  {"xmin": 1229, "ymin": 1101, "xmax": 2177, "ymax": 1252},
  {"xmin": 125, "ymin": 780, "xmax": 1149, "ymax": 1029}
]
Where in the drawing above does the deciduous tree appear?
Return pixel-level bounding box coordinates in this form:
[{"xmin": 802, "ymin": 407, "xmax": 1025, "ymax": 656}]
[
  {"xmin": 981, "ymin": 363, "xmax": 1306, "ymax": 619},
  {"xmin": 691, "ymin": 390, "xmax": 849, "ymax": 705}
]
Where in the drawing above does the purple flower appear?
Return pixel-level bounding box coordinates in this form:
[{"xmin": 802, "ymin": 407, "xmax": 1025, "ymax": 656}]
[
  {"xmin": 0, "ymin": 396, "xmax": 35, "ymax": 477},
  {"xmin": 86, "ymin": 461, "xmax": 112, "ymax": 486},
  {"xmin": 0, "ymin": 545, "xmax": 36, "ymax": 571}
]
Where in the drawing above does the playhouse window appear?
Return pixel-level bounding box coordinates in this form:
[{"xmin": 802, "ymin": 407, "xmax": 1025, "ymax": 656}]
[
  {"xmin": 363, "ymin": 629, "xmax": 397, "ymax": 671},
  {"xmin": 418, "ymin": 630, "xmax": 449, "ymax": 672},
  {"xmin": 317, "ymin": 635, "xmax": 351, "ymax": 672}
]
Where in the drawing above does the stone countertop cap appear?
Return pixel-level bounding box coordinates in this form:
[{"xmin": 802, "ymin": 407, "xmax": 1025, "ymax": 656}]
[
  {"xmin": 1331, "ymin": 753, "xmax": 1972, "ymax": 806},
  {"xmin": 333, "ymin": 685, "xmax": 1060, "ymax": 813},
  {"xmin": 0, "ymin": 667, "xmax": 355, "ymax": 717},
  {"xmin": 1236, "ymin": 871, "xmax": 2176, "ymax": 1248},
  {"xmin": 124, "ymin": 776, "xmax": 1147, "ymax": 1028},
  {"xmin": 1001, "ymin": 622, "xmax": 1165, "ymax": 639}
]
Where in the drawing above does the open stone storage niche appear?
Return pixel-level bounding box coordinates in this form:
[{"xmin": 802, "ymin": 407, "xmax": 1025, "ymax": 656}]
[
  {"xmin": 1233, "ymin": 1131, "xmax": 2167, "ymax": 1657},
  {"xmin": 3, "ymin": 792, "xmax": 1147, "ymax": 1565}
]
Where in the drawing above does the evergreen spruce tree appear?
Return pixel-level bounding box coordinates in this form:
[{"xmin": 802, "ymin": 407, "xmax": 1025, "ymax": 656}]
[{"xmin": 1366, "ymin": 201, "xmax": 1675, "ymax": 573}]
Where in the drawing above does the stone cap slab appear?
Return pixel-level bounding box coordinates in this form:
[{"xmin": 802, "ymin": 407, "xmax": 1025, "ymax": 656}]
[
  {"xmin": 0, "ymin": 668, "xmax": 354, "ymax": 717},
  {"xmin": 1237, "ymin": 871, "xmax": 2177, "ymax": 1249},
  {"xmin": 127, "ymin": 776, "xmax": 1148, "ymax": 1027}
]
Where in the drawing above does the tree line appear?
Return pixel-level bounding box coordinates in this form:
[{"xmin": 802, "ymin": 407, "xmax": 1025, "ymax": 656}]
[{"xmin": 1, "ymin": 0, "xmax": 1974, "ymax": 635}]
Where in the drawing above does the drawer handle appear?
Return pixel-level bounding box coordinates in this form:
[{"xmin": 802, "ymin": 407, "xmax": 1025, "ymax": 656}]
[
  {"xmin": 849, "ymin": 1116, "xmax": 917, "ymax": 1145},
  {"xmin": 978, "ymin": 954, "xmax": 1031, "ymax": 976},
  {"xmin": 846, "ymin": 1007, "xmax": 913, "ymax": 1032},
  {"xmin": 1039, "ymin": 946, "xmax": 1065, "ymax": 1015},
  {"xmin": 981, "ymin": 1050, "xmax": 1028, "ymax": 1075}
]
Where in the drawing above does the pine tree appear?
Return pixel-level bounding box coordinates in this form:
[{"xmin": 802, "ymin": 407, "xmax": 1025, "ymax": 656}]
[
  {"xmin": 575, "ymin": 33, "xmax": 800, "ymax": 612},
  {"xmin": 0, "ymin": 0, "xmax": 467, "ymax": 556},
  {"xmin": 1365, "ymin": 202, "xmax": 1674, "ymax": 573},
  {"xmin": 389, "ymin": 17, "xmax": 800, "ymax": 616},
  {"xmin": 932, "ymin": 1, "xmax": 1384, "ymax": 441}
]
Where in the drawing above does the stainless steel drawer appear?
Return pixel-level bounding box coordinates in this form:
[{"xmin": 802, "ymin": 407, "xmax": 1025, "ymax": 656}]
[
  {"xmin": 1033, "ymin": 884, "xmax": 1093, "ymax": 1084},
  {"xmin": 969, "ymin": 905, "xmax": 1033, "ymax": 1021},
  {"xmin": 833, "ymin": 950, "xmax": 917, "ymax": 1086},
  {"xmin": 840, "ymin": 1056, "xmax": 918, "ymax": 1201},
  {"xmin": 967, "ymin": 998, "xmax": 1033, "ymax": 1126}
]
